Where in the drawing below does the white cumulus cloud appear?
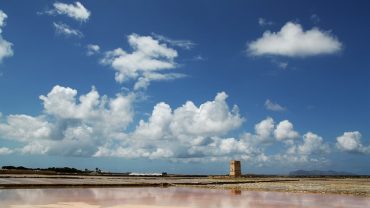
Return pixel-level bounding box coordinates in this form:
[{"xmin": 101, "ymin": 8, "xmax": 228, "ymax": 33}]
[
  {"xmin": 0, "ymin": 85, "xmax": 134, "ymax": 157},
  {"xmin": 95, "ymin": 95, "xmax": 331, "ymax": 166},
  {"xmin": 50, "ymin": 1, "xmax": 91, "ymax": 22},
  {"xmin": 241, "ymin": 121, "xmax": 330, "ymax": 166},
  {"xmin": 336, "ymin": 131, "xmax": 370, "ymax": 154},
  {"xmin": 254, "ymin": 117, "xmax": 275, "ymax": 141},
  {"xmin": 0, "ymin": 10, "xmax": 14, "ymax": 63},
  {"xmin": 0, "ymin": 11, "xmax": 7, "ymax": 31},
  {"xmin": 169, "ymin": 92, "xmax": 244, "ymax": 137},
  {"xmin": 274, "ymin": 120, "xmax": 299, "ymax": 142},
  {"xmin": 0, "ymin": 114, "xmax": 51, "ymax": 142},
  {"xmin": 247, "ymin": 22, "xmax": 342, "ymax": 57},
  {"xmin": 132, "ymin": 92, "xmax": 244, "ymax": 141},
  {"xmin": 0, "ymin": 88, "xmax": 241, "ymax": 160},
  {"xmin": 274, "ymin": 132, "xmax": 330, "ymax": 166},
  {"xmin": 101, "ymin": 33, "xmax": 185, "ymax": 90},
  {"xmin": 95, "ymin": 92, "xmax": 245, "ymax": 160},
  {"xmin": 0, "ymin": 86, "xmax": 334, "ymax": 166},
  {"xmin": 293, "ymin": 132, "xmax": 330, "ymax": 155}
]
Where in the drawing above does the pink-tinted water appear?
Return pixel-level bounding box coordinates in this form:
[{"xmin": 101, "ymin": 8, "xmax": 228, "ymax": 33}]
[{"xmin": 0, "ymin": 187, "xmax": 369, "ymax": 208}]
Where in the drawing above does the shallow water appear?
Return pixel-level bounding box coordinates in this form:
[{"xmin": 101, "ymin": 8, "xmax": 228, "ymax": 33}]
[{"xmin": 0, "ymin": 187, "xmax": 369, "ymax": 208}]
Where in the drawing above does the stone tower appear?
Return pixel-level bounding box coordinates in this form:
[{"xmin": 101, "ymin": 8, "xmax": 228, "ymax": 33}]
[{"xmin": 229, "ymin": 160, "xmax": 241, "ymax": 177}]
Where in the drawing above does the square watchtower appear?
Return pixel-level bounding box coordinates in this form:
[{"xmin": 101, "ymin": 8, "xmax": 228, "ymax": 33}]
[{"xmin": 229, "ymin": 160, "xmax": 241, "ymax": 177}]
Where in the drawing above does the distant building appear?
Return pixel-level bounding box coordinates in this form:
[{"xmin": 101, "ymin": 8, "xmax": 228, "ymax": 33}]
[
  {"xmin": 129, "ymin": 172, "xmax": 163, "ymax": 176},
  {"xmin": 229, "ymin": 160, "xmax": 241, "ymax": 177}
]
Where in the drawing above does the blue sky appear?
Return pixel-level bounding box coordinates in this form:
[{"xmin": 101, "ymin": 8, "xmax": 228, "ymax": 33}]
[{"xmin": 0, "ymin": 0, "xmax": 369, "ymax": 174}]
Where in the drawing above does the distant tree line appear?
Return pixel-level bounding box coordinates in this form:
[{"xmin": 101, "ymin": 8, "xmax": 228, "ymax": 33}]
[
  {"xmin": 1, "ymin": 166, "xmax": 97, "ymax": 174},
  {"xmin": 2, "ymin": 166, "xmax": 29, "ymax": 170}
]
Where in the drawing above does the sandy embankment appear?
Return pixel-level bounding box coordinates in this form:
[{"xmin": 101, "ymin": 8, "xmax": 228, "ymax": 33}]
[
  {"xmin": 10, "ymin": 202, "xmax": 189, "ymax": 208},
  {"xmin": 1, "ymin": 175, "xmax": 369, "ymax": 196}
]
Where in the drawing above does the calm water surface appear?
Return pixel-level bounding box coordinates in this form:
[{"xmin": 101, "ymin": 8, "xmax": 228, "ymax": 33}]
[{"xmin": 0, "ymin": 187, "xmax": 369, "ymax": 208}]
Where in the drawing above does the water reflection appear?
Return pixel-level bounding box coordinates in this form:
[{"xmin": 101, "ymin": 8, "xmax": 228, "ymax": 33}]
[
  {"xmin": 230, "ymin": 189, "xmax": 242, "ymax": 195},
  {"xmin": 0, "ymin": 187, "xmax": 369, "ymax": 208}
]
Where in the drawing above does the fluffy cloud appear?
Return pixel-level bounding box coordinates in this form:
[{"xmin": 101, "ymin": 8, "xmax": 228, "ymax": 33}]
[
  {"xmin": 336, "ymin": 131, "xmax": 370, "ymax": 154},
  {"xmin": 53, "ymin": 22, "xmax": 83, "ymax": 38},
  {"xmin": 0, "ymin": 115, "xmax": 51, "ymax": 142},
  {"xmin": 0, "ymin": 36, "xmax": 13, "ymax": 61},
  {"xmin": 265, "ymin": 99, "xmax": 286, "ymax": 112},
  {"xmin": 0, "ymin": 37, "xmax": 14, "ymax": 63},
  {"xmin": 133, "ymin": 102, "xmax": 173, "ymax": 141},
  {"xmin": 168, "ymin": 92, "xmax": 243, "ymax": 137},
  {"xmin": 101, "ymin": 33, "xmax": 185, "ymax": 90},
  {"xmin": 95, "ymin": 92, "xmax": 245, "ymax": 160},
  {"xmin": 247, "ymin": 22, "xmax": 342, "ymax": 57},
  {"xmin": 240, "ymin": 120, "xmax": 330, "ymax": 166},
  {"xmin": 0, "ymin": 10, "xmax": 14, "ymax": 63},
  {"xmin": 246, "ymin": 118, "xmax": 330, "ymax": 166},
  {"xmin": 289, "ymin": 132, "xmax": 329, "ymax": 155},
  {"xmin": 49, "ymin": 1, "xmax": 91, "ymax": 22},
  {"xmin": 0, "ymin": 11, "xmax": 7, "ymax": 31},
  {"xmin": 86, "ymin": 44, "xmax": 100, "ymax": 56},
  {"xmin": 96, "ymin": 103, "xmax": 332, "ymax": 167},
  {"xmin": 254, "ymin": 117, "xmax": 275, "ymax": 141},
  {"xmin": 40, "ymin": 85, "xmax": 134, "ymax": 130},
  {"xmin": 0, "ymin": 85, "xmax": 134, "ymax": 156},
  {"xmin": 0, "ymin": 88, "xmax": 245, "ymax": 160},
  {"xmin": 272, "ymin": 131, "xmax": 330, "ymax": 166},
  {"xmin": 274, "ymin": 120, "xmax": 299, "ymax": 142},
  {"xmin": 0, "ymin": 86, "xmax": 333, "ymax": 166}
]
